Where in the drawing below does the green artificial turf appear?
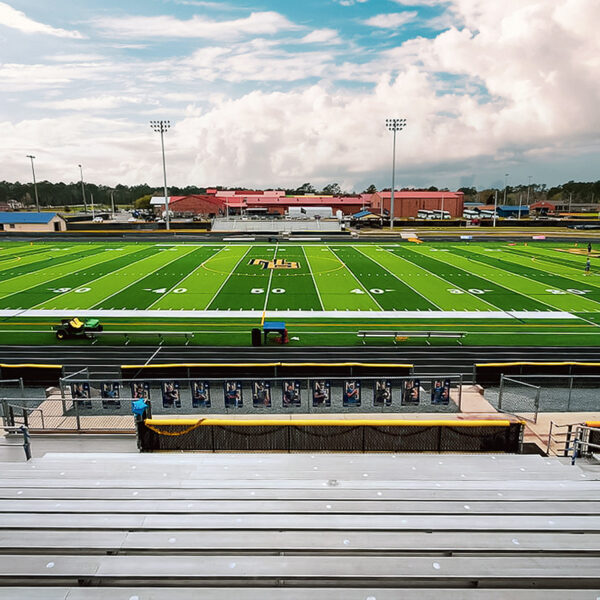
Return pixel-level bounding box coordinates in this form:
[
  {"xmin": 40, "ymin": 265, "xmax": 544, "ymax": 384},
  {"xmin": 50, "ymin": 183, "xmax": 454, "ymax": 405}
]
[{"xmin": 0, "ymin": 239, "xmax": 599, "ymax": 347}]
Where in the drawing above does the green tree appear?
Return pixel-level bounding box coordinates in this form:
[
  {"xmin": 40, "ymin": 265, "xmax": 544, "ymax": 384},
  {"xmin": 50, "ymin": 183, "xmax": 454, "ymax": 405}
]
[
  {"xmin": 363, "ymin": 184, "xmax": 377, "ymax": 194},
  {"xmin": 321, "ymin": 182, "xmax": 342, "ymax": 195},
  {"xmin": 295, "ymin": 182, "xmax": 316, "ymax": 195},
  {"xmin": 134, "ymin": 194, "xmax": 153, "ymax": 210}
]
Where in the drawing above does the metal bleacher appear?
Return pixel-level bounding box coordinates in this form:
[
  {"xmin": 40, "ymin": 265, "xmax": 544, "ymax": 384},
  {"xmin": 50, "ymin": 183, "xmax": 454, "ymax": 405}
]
[{"xmin": 0, "ymin": 452, "xmax": 599, "ymax": 597}]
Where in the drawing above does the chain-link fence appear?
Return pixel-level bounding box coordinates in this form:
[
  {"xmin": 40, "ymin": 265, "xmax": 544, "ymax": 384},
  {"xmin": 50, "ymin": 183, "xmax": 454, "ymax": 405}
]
[
  {"xmin": 1, "ymin": 374, "xmax": 463, "ymax": 433},
  {"xmin": 485, "ymin": 374, "xmax": 600, "ymax": 415}
]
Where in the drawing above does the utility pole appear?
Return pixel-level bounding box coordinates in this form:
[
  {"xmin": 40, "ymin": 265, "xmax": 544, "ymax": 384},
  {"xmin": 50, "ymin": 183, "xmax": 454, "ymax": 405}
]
[
  {"xmin": 78, "ymin": 164, "xmax": 88, "ymax": 213},
  {"xmin": 91, "ymin": 193, "xmax": 95, "ymax": 219},
  {"xmin": 385, "ymin": 118, "xmax": 407, "ymax": 230},
  {"xmin": 110, "ymin": 190, "xmax": 115, "ymax": 219},
  {"xmin": 503, "ymin": 173, "xmax": 509, "ymax": 206},
  {"xmin": 26, "ymin": 155, "xmax": 40, "ymax": 212},
  {"xmin": 527, "ymin": 175, "xmax": 533, "ymax": 205}
]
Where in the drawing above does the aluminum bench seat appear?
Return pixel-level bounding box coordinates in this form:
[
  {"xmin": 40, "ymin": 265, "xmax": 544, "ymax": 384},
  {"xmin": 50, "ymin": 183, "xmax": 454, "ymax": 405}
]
[{"xmin": 5, "ymin": 589, "xmax": 600, "ymax": 600}]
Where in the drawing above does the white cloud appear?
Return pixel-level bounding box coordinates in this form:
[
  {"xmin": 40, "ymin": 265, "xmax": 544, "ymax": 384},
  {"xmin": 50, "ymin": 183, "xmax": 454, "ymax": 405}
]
[
  {"xmin": 299, "ymin": 29, "xmax": 342, "ymax": 45},
  {"xmin": 32, "ymin": 95, "xmax": 152, "ymax": 111},
  {"xmin": 335, "ymin": 0, "xmax": 368, "ymax": 5},
  {"xmin": 0, "ymin": 2, "xmax": 84, "ymax": 38},
  {"xmin": 178, "ymin": 41, "xmax": 336, "ymax": 82},
  {"xmin": 1, "ymin": 0, "xmax": 599, "ymax": 190},
  {"xmin": 363, "ymin": 12, "xmax": 418, "ymax": 28},
  {"xmin": 91, "ymin": 11, "xmax": 299, "ymax": 40},
  {"xmin": 391, "ymin": 0, "xmax": 448, "ymax": 5}
]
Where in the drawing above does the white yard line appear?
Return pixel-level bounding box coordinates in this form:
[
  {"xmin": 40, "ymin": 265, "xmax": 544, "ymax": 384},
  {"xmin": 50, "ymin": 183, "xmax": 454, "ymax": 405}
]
[
  {"xmin": 377, "ymin": 246, "xmax": 500, "ymax": 311},
  {"xmin": 205, "ymin": 246, "xmax": 252, "ymax": 310},
  {"xmin": 406, "ymin": 246, "xmax": 578, "ymax": 314},
  {"xmin": 301, "ymin": 246, "xmax": 324, "ymax": 311},
  {"xmin": 262, "ymin": 243, "xmax": 279, "ymax": 313},
  {"xmin": 28, "ymin": 248, "xmax": 159, "ymax": 309},
  {"xmin": 0, "ymin": 308, "xmax": 580, "ymax": 319},
  {"xmin": 326, "ymin": 245, "xmax": 384, "ymax": 311},
  {"xmin": 146, "ymin": 247, "xmax": 226, "ymax": 310},
  {"xmin": 354, "ymin": 245, "xmax": 443, "ymax": 311},
  {"xmin": 0, "ymin": 245, "xmax": 119, "ymax": 304},
  {"xmin": 88, "ymin": 246, "xmax": 199, "ymax": 309}
]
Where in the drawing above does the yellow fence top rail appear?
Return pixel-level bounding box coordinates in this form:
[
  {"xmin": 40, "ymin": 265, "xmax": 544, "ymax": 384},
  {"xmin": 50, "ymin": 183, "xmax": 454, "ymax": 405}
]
[
  {"xmin": 123, "ymin": 362, "xmax": 413, "ymax": 369},
  {"xmin": 145, "ymin": 418, "xmax": 513, "ymax": 428},
  {"xmin": 121, "ymin": 363, "xmax": 281, "ymax": 369},
  {"xmin": 585, "ymin": 422, "xmax": 600, "ymax": 428},
  {"xmin": 279, "ymin": 362, "xmax": 413, "ymax": 368},
  {"xmin": 0, "ymin": 363, "xmax": 62, "ymax": 370}
]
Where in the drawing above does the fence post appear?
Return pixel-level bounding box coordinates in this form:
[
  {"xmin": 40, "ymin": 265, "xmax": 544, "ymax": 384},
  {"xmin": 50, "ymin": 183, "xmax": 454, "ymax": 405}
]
[
  {"xmin": 19, "ymin": 378, "xmax": 24, "ymax": 398},
  {"xmin": 533, "ymin": 387, "xmax": 540, "ymax": 424},
  {"xmin": 567, "ymin": 376, "xmax": 573, "ymax": 411},
  {"xmin": 458, "ymin": 375, "xmax": 463, "ymax": 412},
  {"xmin": 498, "ymin": 374, "xmax": 504, "ymax": 411},
  {"xmin": 20, "ymin": 426, "xmax": 31, "ymax": 461},
  {"xmin": 546, "ymin": 421, "xmax": 554, "ymax": 456},
  {"xmin": 1, "ymin": 399, "xmax": 10, "ymax": 428},
  {"xmin": 74, "ymin": 397, "xmax": 81, "ymax": 432}
]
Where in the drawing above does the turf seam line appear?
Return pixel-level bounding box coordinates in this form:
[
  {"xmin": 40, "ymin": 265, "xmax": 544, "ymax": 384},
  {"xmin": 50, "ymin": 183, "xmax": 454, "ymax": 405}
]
[
  {"xmin": 146, "ymin": 246, "xmax": 226, "ymax": 310},
  {"xmin": 88, "ymin": 246, "xmax": 198, "ymax": 310},
  {"xmin": 357, "ymin": 245, "xmax": 442, "ymax": 311},
  {"xmin": 326, "ymin": 244, "xmax": 383, "ymax": 311},
  {"xmin": 262, "ymin": 242, "xmax": 278, "ymax": 313},
  {"xmin": 0, "ymin": 245, "xmax": 139, "ymax": 307},
  {"xmin": 31, "ymin": 247, "xmax": 156, "ymax": 310},
  {"xmin": 301, "ymin": 245, "xmax": 324, "ymax": 311},
  {"xmin": 205, "ymin": 246, "xmax": 252, "ymax": 310}
]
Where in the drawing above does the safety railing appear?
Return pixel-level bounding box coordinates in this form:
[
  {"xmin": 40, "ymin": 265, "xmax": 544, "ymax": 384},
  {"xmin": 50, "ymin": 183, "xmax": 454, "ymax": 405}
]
[
  {"xmin": 546, "ymin": 421, "xmax": 577, "ymax": 457},
  {"xmin": 0, "ymin": 425, "xmax": 31, "ymax": 460},
  {"xmin": 570, "ymin": 424, "xmax": 600, "ymax": 465}
]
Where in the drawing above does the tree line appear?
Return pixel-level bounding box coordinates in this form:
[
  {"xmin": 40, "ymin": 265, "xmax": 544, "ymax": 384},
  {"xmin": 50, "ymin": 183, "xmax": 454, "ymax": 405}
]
[{"xmin": 0, "ymin": 179, "xmax": 598, "ymax": 210}]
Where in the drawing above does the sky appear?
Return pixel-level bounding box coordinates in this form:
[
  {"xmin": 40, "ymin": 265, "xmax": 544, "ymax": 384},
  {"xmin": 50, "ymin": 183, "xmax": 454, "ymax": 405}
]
[{"xmin": 1, "ymin": 0, "xmax": 599, "ymax": 193}]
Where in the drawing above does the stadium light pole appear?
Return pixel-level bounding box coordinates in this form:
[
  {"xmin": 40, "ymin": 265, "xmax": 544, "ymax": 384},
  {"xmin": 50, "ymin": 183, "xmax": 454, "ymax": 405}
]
[
  {"xmin": 503, "ymin": 173, "xmax": 509, "ymax": 206},
  {"xmin": 527, "ymin": 175, "xmax": 533, "ymax": 205},
  {"xmin": 26, "ymin": 155, "xmax": 40, "ymax": 212},
  {"xmin": 385, "ymin": 118, "xmax": 407, "ymax": 230},
  {"xmin": 78, "ymin": 164, "xmax": 88, "ymax": 213},
  {"xmin": 150, "ymin": 120, "xmax": 171, "ymax": 231}
]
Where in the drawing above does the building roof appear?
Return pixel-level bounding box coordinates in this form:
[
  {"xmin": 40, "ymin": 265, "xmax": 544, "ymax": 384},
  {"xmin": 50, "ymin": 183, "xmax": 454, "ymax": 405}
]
[
  {"xmin": 498, "ymin": 205, "xmax": 529, "ymax": 211},
  {"xmin": 0, "ymin": 212, "xmax": 57, "ymax": 224},
  {"xmin": 378, "ymin": 191, "xmax": 464, "ymax": 200},
  {"xmin": 150, "ymin": 196, "xmax": 184, "ymax": 205},
  {"xmin": 530, "ymin": 201, "xmax": 555, "ymax": 209}
]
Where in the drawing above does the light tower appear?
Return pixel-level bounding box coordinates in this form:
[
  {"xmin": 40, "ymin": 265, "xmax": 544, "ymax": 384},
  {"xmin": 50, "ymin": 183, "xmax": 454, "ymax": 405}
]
[
  {"xmin": 150, "ymin": 120, "xmax": 171, "ymax": 231},
  {"xmin": 26, "ymin": 155, "xmax": 40, "ymax": 212},
  {"xmin": 385, "ymin": 118, "xmax": 407, "ymax": 230}
]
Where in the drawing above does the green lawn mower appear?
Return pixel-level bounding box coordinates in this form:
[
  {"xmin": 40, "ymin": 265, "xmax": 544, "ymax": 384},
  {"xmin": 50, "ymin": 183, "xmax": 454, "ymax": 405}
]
[{"xmin": 54, "ymin": 318, "xmax": 103, "ymax": 340}]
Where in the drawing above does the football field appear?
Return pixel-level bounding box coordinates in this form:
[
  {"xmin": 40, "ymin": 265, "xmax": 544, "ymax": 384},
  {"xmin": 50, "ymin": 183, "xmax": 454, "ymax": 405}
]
[{"xmin": 1, "ymin": 240, "xmax": 600, "ymax": 346}]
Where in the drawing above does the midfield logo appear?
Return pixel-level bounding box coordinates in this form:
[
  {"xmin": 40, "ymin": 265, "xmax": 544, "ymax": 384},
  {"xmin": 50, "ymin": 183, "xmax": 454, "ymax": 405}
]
[{"xmin": 250, "ymin": 258, "xmax": 299, "ymax": 269}]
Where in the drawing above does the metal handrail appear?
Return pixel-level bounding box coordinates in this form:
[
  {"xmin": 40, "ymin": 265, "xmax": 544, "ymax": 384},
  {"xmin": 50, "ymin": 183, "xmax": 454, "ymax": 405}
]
[
  {"xmin": 546, "ymin": 421, "xmax": 577, "ymax": 456},
  {"xmin": 7, "ymin": 403, "xmax": 45, "ymax": 429},
  {"xmin": 0, "ymin": 425, "xmax": 31, "ymax": 460},
  {"xmin": 570, "ymin": 424, "xmax": 600, "ymax": 465}
]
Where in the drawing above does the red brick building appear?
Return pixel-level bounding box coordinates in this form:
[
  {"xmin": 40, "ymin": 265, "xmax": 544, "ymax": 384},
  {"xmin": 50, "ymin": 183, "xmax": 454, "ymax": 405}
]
[
  {"xmin": 373, "ymin": 191, "xmax": 464, "ymax": 218},
  {"xmin": 154, "ymin": 189, "xmax": 464, "ymax": 219}
]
